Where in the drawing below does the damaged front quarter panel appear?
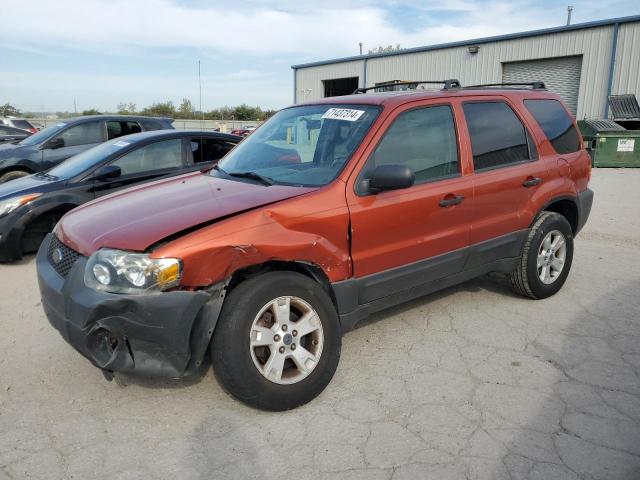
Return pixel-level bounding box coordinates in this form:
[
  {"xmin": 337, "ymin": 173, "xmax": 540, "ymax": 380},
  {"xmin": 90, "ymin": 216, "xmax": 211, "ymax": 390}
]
[{"xmin": 151, "ymin": 182, "xmax": 353, "ymax": 288}]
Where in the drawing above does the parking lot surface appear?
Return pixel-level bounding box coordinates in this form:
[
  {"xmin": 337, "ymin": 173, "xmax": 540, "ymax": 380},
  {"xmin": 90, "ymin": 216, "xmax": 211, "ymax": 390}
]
[{"xmin": 1, "ymin": 169, "xmax": 639, "ymax": 480}]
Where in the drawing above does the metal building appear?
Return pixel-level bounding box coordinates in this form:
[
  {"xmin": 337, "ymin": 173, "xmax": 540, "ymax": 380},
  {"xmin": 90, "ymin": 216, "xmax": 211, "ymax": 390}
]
[{"xmin": 291, "ymin": 15, "xmax": 640, "ymax": 119}]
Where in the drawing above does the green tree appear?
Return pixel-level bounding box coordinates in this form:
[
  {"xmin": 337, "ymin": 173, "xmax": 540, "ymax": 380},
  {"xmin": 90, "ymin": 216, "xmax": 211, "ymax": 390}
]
[
  {"xmin": 368, "ymin": 44, "xmax": 402, "ymax": 55},
  {"xmin": 0, "ymin": 103, "xmax": 20, "ymax": 116},
  {"xmin": 117, "ymin": 102, "xmax": 137, "ymax": 115},
  {"xmin": 81, "ymin": 108, "xmax": 101, "ymax": 115},
  {"xmin": 233, "ymin": 104, "xmax": 260, "ymax": 121},
  {"xmin": 177, "ymin": 98, "xmax": 194, "ymax": 118},
  {"xmin": 140, "ymin": 101, "xmax": 176, "ymax": 117}
]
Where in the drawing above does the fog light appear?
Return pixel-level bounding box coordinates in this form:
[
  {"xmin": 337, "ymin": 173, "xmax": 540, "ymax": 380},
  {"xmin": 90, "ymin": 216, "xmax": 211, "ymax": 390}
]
[{"xmin": 92, "ymin": 264, "xmax": 111, "ymax": 285}]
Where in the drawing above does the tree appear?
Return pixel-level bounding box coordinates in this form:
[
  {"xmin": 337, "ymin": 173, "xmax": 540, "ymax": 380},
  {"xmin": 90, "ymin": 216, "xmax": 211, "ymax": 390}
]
[
  {"xmin": 117, "ymin": 102, "xmax": 137, "ymax": 115},
  {"xmin": 0, "ymin": 103, "xmax": 20, "ymax": 117},
  {"xmin": 177, "ymin": 98, "xmax": 194, "ymax": 118},
  {"xmin": 140, "ymin": 101, "xmax": 176, "ymax": 117},
  {"xmin": 368, "ymin": 44, "xmax": 402, "ymax": 55},
  {"xmin": 81, "ymin": 108, "xmax": 101, "ymax": 115}
]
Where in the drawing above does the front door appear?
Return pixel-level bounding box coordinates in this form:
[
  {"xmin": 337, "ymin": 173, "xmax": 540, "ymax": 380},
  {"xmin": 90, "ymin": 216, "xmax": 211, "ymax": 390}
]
[
  {"xmin": 347, "ymin": 101, "xmax": 472, "ymax": 304},
  {"xmin": 41, "ymin": 120, "xmax": 105, "ymax": 169}
]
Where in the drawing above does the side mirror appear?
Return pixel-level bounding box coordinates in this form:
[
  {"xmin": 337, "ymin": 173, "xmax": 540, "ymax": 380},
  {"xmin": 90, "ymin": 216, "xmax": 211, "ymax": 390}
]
[
  {"xmin": 46, "ymin": 137, "xmax": 65, "ymax": 149},
  {"xmin": 368, "ymin": 164, "xmax": 415, "ymax": 193},
  {"xmin": 89, "ymin": 164, "xmax": 121, "ymax": 181}
]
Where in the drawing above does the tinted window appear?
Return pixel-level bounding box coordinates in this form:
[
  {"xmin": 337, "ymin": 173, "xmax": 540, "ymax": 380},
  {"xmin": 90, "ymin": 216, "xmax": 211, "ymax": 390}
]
[
  {"xmin": 190, "ymin": 138, "xmax": 236, "ymax": 164},
  {"xmin": 524, "ymin": 99, "xmax": 581, "ymax": 154},
  {"xmin": 11, "ymin": 120, "xmax": 32, "ymax": 130},
  {"xmin": 364, "ymin": 105, "xmax": 459, "ymax": 185},
  {"xmin": 18, "ymin": 123, "xmax": 67, "ymax": 147},
  {"xmin": 111, "ymin": 138, "xmax": 183, "ymax": 175},
  {"xmin": 59, "ymin": 121, "xmax": 103, "ymax": 147},
  {"xmin": 141, "ymin": 119, "xmax": 166, "ymax": 130},
  {"xmin": 106, "ymin": 121, "xmax": 142, "ymax": 140},
  {"xmin": 463, "ymin": 102, "xmax": 532, "ymax": 171}
]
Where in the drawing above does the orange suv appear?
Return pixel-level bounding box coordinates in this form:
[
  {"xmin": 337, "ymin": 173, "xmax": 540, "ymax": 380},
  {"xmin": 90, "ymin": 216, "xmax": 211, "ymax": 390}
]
[{"xmin": 37, "ymin": 80, "xmax": 593, "ymax": 410}]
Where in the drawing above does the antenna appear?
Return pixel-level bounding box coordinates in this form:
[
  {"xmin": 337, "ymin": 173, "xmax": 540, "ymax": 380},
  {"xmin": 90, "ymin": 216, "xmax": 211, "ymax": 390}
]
[
  {"xmin": 198, "ymin": 60, "xmax": 204, "ymax": 130},
  {"xmin": 566, "ymin": 5, "xmax": 573, "ymax": 25}
]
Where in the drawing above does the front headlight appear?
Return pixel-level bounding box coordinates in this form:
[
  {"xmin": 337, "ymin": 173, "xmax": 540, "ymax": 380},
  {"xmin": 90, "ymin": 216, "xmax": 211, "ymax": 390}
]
[
  {"xmin": 84, "ymin": 249, "xmax": 182, "ymax": 294},
  {"xmin": 0, "ymin": 193, "xmax": 41, "ymax": 217}
]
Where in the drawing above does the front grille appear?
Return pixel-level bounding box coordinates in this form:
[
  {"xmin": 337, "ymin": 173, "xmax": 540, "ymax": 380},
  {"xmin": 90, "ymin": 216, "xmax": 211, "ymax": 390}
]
[{"xmin": 48, "ymin": 235, "xmax": 82, "ymax": 278}]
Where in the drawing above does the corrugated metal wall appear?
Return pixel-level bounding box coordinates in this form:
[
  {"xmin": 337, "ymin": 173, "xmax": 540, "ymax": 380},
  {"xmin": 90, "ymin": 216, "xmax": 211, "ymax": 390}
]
[
  {"xmin": 295, "ymin": 22, "xmax": 640, "ymax": 120},
  {"xmin": 613, "ymin": 22, "xmax": 640, "ymax": 97}
]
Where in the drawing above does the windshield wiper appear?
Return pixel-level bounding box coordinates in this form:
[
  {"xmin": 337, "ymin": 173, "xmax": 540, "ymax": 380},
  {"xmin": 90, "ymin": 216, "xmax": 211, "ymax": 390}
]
[{"xmin": 227, "ymin": 171, "xmax": 274, "ymax": 186}]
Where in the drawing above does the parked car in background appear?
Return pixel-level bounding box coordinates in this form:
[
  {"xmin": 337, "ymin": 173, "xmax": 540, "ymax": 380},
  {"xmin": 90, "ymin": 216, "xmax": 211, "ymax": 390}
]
[
  {"xmin": 0, "ymin": 130, "xmax": 239, "ymax": 261},
  {"xmin": 36, "ymin": 83, "xmax": 592, "ymax": 411},
  {"xmin": 1, "ymin": 117, "xmax": 38, "ymax": 134},
  {"xmin": 0, "ymin": 115, "xmax": 174, "ymax": 183},
  {"xmin": 0, "ymin": 125, "xmax": 31, "ymax": 144},
  {"xmin": 230, "ymin": 125, "xmax": 257, "ymax": 137},
  {"xmin": 31, "ymin": 121, "xmax": 45, "ymax": 131}
]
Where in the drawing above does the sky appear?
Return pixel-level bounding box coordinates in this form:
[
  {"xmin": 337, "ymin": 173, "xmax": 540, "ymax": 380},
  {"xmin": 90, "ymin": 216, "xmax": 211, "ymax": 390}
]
[{"xmin": 1, "ymin": 0, "xmax": 639, "ymax": 113}]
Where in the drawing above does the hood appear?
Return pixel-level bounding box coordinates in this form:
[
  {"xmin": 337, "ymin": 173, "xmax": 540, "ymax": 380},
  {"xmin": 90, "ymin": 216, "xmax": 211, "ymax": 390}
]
[
  {"xmin": 0, "ymin": 173, "xmax": 62, "ymax": 201},
  {"xmin": 56, "ymin": 172, "xmax": 317, "ymax": 255},
  {"xmin": 0, "ymin": 143, "xmax": 33, "ymax": 160}
]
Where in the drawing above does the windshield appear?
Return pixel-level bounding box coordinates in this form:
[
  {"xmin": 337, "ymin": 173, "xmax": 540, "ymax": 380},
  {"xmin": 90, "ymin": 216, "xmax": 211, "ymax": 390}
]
[
  {"xmin": 18, "ymin": 123, "xmax": 67, "ymax": 147},
  {"xmin": 214, "ymin": 104, "xmax": 380, "ymax": 187},
  {"xmin": 48, "ymin": 137, "xmax": 134, "ymax": 179}
]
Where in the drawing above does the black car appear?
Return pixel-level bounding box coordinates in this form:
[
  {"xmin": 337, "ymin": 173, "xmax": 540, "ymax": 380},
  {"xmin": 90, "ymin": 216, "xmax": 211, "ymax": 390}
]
[
  {"xmin": 0, "ymin": 115, "xmax": 174, "ymax": 183},
  {"xmin": 0, "ymin": 130, "xmax": 240, "ymax": 261},
  {"xmin": 0, "ymin": 125, "xmax": 31, "ymax": 145}
]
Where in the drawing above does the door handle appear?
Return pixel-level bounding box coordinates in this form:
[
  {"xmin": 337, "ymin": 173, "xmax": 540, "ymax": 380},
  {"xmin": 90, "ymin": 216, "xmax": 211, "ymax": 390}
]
[
  {"xmin": 523, "ymin": 176, "xmax": 542, "ymax": 187},
  {"xmin": 439, "ymin": 194, "xmax": 465, "ymax": 207}
]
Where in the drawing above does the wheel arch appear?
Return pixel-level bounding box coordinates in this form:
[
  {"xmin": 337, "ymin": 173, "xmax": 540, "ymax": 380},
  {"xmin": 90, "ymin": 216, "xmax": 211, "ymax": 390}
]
[
  {"xmin": 226, "ymin": 260, "xmax": 339, "ymax": 311},
  {"xmin": 0, "ymin": 163, "xmax": 36, "ymax": 177},
  {"xmin": 536, "ymin": 196, "xmax": 579, "ymax": 234}
]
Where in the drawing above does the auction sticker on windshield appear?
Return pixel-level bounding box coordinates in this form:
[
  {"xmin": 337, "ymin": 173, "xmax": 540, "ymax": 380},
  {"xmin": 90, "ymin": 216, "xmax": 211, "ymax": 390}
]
[{"xmin": 322, "ymin": 108, "xmax": 365, "ymax": 122}]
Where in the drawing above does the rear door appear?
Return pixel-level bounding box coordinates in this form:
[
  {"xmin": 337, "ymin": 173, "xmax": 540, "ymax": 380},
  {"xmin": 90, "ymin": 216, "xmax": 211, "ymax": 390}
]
[
  {"xmin": 460, "ymin": 98, "xmax": 547, "ymax": 254},
  {"xmin": 347, "ymin": 100, "xmax": 472, "ymax": 304},
  {"xmin": 91, "ymin": 137, "xmax": 186, "ymax": 197}
]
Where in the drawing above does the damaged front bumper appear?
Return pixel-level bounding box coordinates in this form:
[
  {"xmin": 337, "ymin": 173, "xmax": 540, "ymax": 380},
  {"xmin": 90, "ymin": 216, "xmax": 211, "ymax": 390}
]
[{"xmin": 36, "ymin": 234, "xmax": 226, "ymax": 379}]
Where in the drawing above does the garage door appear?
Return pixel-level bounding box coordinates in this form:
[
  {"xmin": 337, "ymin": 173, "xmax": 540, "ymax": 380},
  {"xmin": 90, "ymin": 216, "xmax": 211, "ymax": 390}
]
[{"xmin": 502, "ymin": 56, "xmax": 582, "ymax": 114}]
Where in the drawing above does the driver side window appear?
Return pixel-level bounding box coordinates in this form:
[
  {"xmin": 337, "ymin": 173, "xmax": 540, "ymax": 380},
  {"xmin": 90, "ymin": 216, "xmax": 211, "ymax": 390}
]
[
  {"xmin": 60, "ymin": 121, "xmax": 103, "ymax": 147},
  {"xmin": 362, "ymin": 105, "xmax": 460, "ymax": 185},
  {"xmin": 111, "ymin": 139, "xmax": 183, "ymax": 176}
]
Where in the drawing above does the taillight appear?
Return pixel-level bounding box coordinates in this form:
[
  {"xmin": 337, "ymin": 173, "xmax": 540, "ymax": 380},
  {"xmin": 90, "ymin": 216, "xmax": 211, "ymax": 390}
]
[{"xmin": 29, "ymin": 128, "xmax": 37, "ymax": 133}]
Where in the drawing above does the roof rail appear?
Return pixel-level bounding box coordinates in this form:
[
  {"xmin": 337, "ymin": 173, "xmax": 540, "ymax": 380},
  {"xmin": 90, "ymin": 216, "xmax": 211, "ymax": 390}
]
[
  {"xmin": 463, "ymin": 81, "xmax": 546, "ymax": 90},
  {"xmin": 353, "ymin": 79, "xmax": 461, "ymax": 94}
]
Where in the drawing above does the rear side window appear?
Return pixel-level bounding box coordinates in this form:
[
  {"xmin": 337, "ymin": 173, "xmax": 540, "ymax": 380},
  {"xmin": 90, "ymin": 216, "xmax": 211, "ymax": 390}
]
[
  {"xmin": 11, "ymin": 120, "xmax": 32, "ymax": 130},
  {"xmin": 190, "ymin": 138, "xmax": 236, "ymax": 164},
  {"xmin": 524, "ymin": 99, "xmax": 581, "ymax": 154},
  {"xmin": 364, "ymin": 105, "xmax": 459, "ymax": 185},
  {"xmin": 141, "ymin": 119, "xmax": 167, "ymax": 131},
  {"xmin": 106, "ymin": 121, "xmax": 142, "ymax": 140},
  {"xmin": 463, "ymin": 102, "xmax": 532, "ymax": 171}
]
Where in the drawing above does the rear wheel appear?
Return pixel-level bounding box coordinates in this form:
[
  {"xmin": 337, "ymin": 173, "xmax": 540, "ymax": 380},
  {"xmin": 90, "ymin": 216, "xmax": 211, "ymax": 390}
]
[
  {"xmin": 211, "ymin": 271, "xmax": 341, "ymax": 411},
  {"xmin": 0, "ymin": 170, "xmax": 30, "ymax": 183},
  {"xmin": 510, "ymin": 211, "xmax": 574, "ymax": 299}
]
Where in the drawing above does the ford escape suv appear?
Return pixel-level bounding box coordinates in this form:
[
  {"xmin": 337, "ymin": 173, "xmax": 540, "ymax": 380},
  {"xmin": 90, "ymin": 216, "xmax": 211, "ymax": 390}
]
[{"xmin": 37, "ymin": 81, "xmax": 593, "ymax": 411}]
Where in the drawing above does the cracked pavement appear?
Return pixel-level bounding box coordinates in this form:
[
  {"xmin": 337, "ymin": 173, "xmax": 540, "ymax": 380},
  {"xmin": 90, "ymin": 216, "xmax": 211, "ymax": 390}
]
[{"xmin": 1, "ymin": 169, "xmax": 639, "ymax": 480}]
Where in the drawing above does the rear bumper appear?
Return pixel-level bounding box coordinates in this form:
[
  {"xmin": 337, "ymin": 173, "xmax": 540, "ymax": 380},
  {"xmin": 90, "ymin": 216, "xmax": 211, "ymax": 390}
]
[
  {"xmin": 37, "ymin": 234, "xmax": 225, "ymax": 379},
  {"xmin": 576, "ymin": 188, "xmax": 594, "ymax": 235}
]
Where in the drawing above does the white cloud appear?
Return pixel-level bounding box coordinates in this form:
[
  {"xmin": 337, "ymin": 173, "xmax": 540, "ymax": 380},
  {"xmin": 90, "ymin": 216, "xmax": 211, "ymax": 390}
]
[{"xmin": 0, "ymin": 0, "xmax": 564, "ymax": 59}]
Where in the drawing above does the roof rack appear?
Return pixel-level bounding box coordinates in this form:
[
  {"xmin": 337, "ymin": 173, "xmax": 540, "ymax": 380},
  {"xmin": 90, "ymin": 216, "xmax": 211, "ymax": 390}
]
[
  {"xmin": 353, "ymin": 79, "xmax": 461, "ymax": 94},
  {"xmin": 463, "ymin": 81, "xmax": 546, "ymax": 90}
]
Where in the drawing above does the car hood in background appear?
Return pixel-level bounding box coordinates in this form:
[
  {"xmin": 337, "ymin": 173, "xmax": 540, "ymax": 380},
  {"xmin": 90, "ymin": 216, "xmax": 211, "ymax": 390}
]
[
  {"xmin": 0, "ymin": 174, "xmax": 62, "ymax": 201},
  {"xmin": 56, "ymin": 172, "xmax": 317, "ymax": 255},
  {"xmin": 0, "ymin": 143, "xmax": 35, "ymax": 161}
]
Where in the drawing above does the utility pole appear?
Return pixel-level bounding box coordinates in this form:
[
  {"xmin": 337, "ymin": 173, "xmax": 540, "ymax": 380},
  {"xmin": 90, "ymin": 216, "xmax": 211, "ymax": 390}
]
[
  {"xmin": 73, "ymin": 98, "xmax": 77, "ymax": 114},
  {"xmin": 566, "ymin": 6, "xmax": 573, "ymax": 25},
  {"xmin": 359, "ymin": 42, "xmax": 363, "ymax": 55}
]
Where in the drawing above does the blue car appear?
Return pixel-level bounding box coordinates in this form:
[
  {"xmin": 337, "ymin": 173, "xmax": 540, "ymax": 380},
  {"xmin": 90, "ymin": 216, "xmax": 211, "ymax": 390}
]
[
  {"xmin": 0, "ymin": 129, "xmax": 240, "ymax": 261},
  {"xmin": 0, "ymin": 115, "xmax": 173, "ymax": 183}
]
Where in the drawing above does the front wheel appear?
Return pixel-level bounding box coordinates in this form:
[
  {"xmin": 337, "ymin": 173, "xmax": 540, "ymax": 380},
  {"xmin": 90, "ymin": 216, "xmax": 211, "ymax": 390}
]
[
  {"xmin": 211, "ymin": 271, "xmax": 341, "ymax": 411},
  {"xmin": 510, "ymin": 211, "xmax": 574, "ymax": 299}
]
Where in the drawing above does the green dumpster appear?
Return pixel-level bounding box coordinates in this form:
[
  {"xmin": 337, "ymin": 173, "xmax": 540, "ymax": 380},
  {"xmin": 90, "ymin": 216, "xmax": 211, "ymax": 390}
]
[{"xmin": 578, "ymin": 119, "xmax": 640, "ymax": 168}]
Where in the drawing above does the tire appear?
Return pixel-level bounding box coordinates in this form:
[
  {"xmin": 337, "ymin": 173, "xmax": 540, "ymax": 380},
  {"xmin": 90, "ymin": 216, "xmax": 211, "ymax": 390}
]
[
  {"xmin": 0, "ymin": 170, "xmax": 30, "ymax": 183},
  {"xmin": 510, "ymin": 211, "xmax": 574, "ymax": 299},
  {"xmin": 211, "ymin": 271, "xmax": 341, "ymax": 411}
]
